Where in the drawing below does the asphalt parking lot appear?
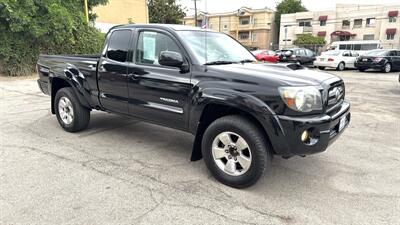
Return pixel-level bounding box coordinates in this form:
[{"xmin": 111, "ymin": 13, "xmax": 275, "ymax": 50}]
[{"xmin": 1, "ymin": 70, "xmax": 399, "ymax": 225}]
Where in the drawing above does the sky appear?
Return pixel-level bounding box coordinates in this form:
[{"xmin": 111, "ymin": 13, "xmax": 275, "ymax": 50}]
[{"xmin": 177, "ymin": 0, "xmax": 400, "ymax": 15}]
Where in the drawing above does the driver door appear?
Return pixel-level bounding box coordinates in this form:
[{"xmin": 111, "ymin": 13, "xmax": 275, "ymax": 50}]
[{"xmin": 127, "ymin": 29, "xmax": 192, "ymax": 130}]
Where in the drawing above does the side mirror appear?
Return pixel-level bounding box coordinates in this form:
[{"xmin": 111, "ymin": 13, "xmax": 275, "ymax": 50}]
[{"xmin": 159, "ymin": 51, "xmax": 184, "ymax": 68}]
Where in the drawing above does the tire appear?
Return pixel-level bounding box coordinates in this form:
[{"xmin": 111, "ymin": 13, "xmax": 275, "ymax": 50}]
[
  {"xmin": 54, "ymin": 87, "xmax": 90, "ymax": 132},
  {"xmin": 358, "ymin": 68, "xmax": 366, "ymax": 72},
  {"xmin": 382, "ymin": 63, "xmax": 391, "ymax": 73},
  {"xmin": 336, "ymin": 62, "xmax": 345, "ymax": 71},
  {"xmin": 318, "ymin": 66, "xmax": 325, "ymax": 70},
  {"xmin": 201, "ymin": 115, "xmax": 272, "ymax": 188}
]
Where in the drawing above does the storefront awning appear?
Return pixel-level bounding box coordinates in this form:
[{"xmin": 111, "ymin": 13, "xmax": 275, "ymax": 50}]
[
  {"xmin": 319, "ymin": 15, "xmax": 328, "ymax": 21},
  {"xmin": 386, "ymin": 28, "xmax": 397, "ymax": 35},
  {"xmin": 317, "ymin": 31, "xmax": 326, "ymax": 36},
  {"xmin": 331, "ymin": 31, "xmax": 356, "ymax": 36},
  {"xmin": 388, "ymin": 11, "xmax": 398, "ymax": 17}
]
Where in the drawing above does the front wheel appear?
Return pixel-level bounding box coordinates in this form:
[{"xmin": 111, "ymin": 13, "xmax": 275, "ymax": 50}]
[
  {"xmin": 202, "ymin": 115, "xmax": 272, "ymax": 188},
  {"xmin": 55, "ymin": 87, "xmax": 90, "ymax": 132},
  {"xmin": 318, "ymin": 66, "xmax": 325, "ymax": 70}
]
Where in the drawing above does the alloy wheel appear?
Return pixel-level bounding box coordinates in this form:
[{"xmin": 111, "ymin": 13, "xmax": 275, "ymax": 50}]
[{"xmin": 211, "ymin": 132, "xmax": 252, "ymax": 176}]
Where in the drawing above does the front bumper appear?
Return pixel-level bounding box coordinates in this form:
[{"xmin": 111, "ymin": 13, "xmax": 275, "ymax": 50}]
[{"xmin": 270, "ymin": 100, "xmax": 350, "ymax": 156}]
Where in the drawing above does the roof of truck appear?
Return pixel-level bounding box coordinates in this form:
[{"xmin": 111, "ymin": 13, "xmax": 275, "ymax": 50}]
[{"xmin": 113, "ymin": 24, "xmax": 213, "ymax": 32}]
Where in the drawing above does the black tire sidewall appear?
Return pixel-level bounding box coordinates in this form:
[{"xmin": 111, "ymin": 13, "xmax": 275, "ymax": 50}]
[
  {"xmin": 202, "ymin": 116, "xmax": 270, "ymax": 188},
  {"xmin": 54, "ymin": 88, "xmax": 88, "ymax": 132}
]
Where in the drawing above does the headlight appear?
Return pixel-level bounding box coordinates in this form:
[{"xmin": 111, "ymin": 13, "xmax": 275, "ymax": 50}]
[{"xmin": 278, "ymin": 86, "xmax": 322, "ymax": 112}]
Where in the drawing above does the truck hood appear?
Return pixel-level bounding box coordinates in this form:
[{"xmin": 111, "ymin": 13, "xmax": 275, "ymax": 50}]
[{"xmin": 206, "ymin": 63, "xmax": 338, "ymax": 87}]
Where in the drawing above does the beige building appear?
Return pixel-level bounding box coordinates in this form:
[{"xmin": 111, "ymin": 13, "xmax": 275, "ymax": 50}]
[
  {"xmin": 183, "ymin": 7, "xmax": 276, "ymax": 50},
  {"xmin": 279, "ymin": 4, "xmax": 400, "ymax": 49},
  {"xmin": 93, "ymin": 0, "xmax": 149, "ymax": 32}
]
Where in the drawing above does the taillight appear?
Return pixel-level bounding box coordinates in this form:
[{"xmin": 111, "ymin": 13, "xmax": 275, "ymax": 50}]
[
  {"xmin": 373, "ymin": 57, "xmax": 383, "ymax": 62},
  {"xmin": 328, "ymin": 58, "xmax": 334, "ymax": 62}
]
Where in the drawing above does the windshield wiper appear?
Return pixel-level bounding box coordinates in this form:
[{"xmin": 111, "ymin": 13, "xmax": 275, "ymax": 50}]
[
  {"xmin": 204, "ymin": 60, "xmax": 236, "ymax": 65},
  {"xmin": 238, "ymin": 59, "xmax": 256, "ymax": 64}
]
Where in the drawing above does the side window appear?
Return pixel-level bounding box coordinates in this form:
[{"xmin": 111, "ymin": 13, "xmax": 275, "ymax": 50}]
[
  {"xmin": 389, "ymin": 51, "xmax": 397, "ymax": 56},
  {"xmin": 106, "ymin": 30, "xmax": 131, "ymax": 62},
  {"xmin": 305, "ymin": 49, "xmax": 314, "ymax": 56},
  {"xmin": 351, "ymin": 51, "xmax": 359, "ymax": 57},
  {"xmin": 342, "ymin": 51, "xmax": 350, "ymax": 57},
  {"xmin": 136, "ymin": 31, "xmax": 182, "ymax": 65}
]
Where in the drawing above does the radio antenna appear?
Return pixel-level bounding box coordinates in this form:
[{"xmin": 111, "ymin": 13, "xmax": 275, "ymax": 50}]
[{"xmin": 204, "ymin": 0, "xmax": 208, "ymax": 71}]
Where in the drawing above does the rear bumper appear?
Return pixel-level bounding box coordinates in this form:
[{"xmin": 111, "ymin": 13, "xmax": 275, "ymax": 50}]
[
  {"xmin": 313, "ymin": 61, "xmax": 337, "ymax": 68},
  {"xmin": 269, "ymin": 101, "xmax": 351, "ymax": 156},
  {"xmin": 355, "ymin": 61, "xmax": 384, "ymax": 70}
]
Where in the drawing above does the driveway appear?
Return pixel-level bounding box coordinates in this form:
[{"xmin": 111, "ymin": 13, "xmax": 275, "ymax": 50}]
[{"xmin": 1, "ymin": 70, "xmax": 399, "ymax": 225}]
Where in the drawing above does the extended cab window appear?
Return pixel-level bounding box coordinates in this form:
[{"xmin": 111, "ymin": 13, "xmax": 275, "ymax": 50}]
[
  {"xmin": 106, "ymin": 30, "xmax": 131, "ymax": 62},
  {"xmin": 136, "ymin": 31, "xmax": 181, "ymax": 65}
]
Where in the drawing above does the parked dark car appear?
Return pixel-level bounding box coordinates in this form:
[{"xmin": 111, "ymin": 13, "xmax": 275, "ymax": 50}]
[
  {"xmin": 36, "ymin": 24, "xmax": 350, "ymax": 188},
  {"xmin": 278, "ymin": 48, "xmax": 316, "ymax": 66},
  {"xmin": 355, "ymin": 49, "xmax": 400, "ymax": 73}
]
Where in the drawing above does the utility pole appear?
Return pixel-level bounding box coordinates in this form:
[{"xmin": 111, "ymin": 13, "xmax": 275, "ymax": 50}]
[
  {"xmin": 192, "ymin": 0, "xmax": 200, "ymax": 26},
  {"xmin": 84, "ymin": 0, "xmax": 89, "ymax": 24}
]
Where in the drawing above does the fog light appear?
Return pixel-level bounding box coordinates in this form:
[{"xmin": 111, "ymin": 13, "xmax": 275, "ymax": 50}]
[{"xmin": 301, "ymin": 130, "xmax": 310, "ymax": 142}]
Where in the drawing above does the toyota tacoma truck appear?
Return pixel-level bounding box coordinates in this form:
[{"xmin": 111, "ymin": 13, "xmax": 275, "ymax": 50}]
[{"xmin": 37, "ymin": 24, "xmax": 350, "ymax": 188}]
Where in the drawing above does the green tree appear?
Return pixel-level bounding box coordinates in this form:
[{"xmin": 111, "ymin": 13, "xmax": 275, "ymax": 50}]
[
  {"xmin": 148, "ymin": 0, "xmax": 186, "ymax": 24},
  {"xmin": 275, "ymin": 0, "xmax": 307, "ymax": 36},
  {"xmin": 88, "ymin": 0, "xmax": 109, "ymax": 22},
  {"xmin": 0, "ymin": 0, "xmax": 106, "ymax": 76},
  {"xmin": 293, "ymin": 33, "xmax": 326, "ymax": 45}
]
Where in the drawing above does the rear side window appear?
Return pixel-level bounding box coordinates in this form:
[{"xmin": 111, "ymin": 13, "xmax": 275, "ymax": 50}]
[
  {"xmin": 106, "ymin": 30, "xmax": 131, "ymax": 62},
  {"xmin": 389, "ymin": 51, "xmax": 397, "ymax": 56}
]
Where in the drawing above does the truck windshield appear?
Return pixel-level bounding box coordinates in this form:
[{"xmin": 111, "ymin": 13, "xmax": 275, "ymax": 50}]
[{"xmin": 176, "ymin": 30, "xmax": 256, "ymax": 65}]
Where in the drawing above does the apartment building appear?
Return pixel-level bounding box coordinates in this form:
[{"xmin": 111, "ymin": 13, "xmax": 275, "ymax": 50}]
[
  {"xmin": 183, "ymin": 7, "xmax": 276, "ymax": 50},
  {"xmin": 93, "ymin": 0, "xmax": 149, "ymax": 32},
  {"xmin": 279, "ymin": 4, "xmax": 400, "ymax": 49}
]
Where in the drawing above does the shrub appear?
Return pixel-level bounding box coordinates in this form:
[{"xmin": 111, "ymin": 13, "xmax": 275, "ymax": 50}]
[{"xmin": 0, "ymin": 0, "xmax": 105, "ymax": 76}]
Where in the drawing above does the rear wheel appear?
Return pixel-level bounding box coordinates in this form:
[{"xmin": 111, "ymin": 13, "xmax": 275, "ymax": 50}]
[
  {"xmin": 382, "ymin": 63, "xmax": 391, "ymax": 73},
  {"xmin": 202, "ymin": 115, "xmax": 272, "ymax": 188},
  {"xmin": 318, "ymin": 66, "xmax": 325, "ymax": 70},
  {"xmin": 55, "ymin": 87, "xmax": 90, "ymax": 132},
  {"xmin": 336, "ymin": 62, "xmax": 345, "ymax": 71},
  {"xmin": 358, "ymin": 68, "xmax": 366, "ymax": 72}
]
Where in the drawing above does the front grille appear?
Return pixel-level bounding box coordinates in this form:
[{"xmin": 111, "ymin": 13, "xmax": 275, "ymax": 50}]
[{"xmin": 326, "ymin": 82, "xmax": 345, "ymax": 112}]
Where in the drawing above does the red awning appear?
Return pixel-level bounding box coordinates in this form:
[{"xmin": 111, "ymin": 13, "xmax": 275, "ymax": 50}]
[
  {"xmin": 319, "ymin": 15, "xmax": 328, "ymax": 21},
  {"xmin": 386, "ymin": 28, "xmax": 397, "ymax": 35},
  {"xmin": 331, "ymin": 31, "xmax": 356, "ymax": 36},
  {"xmin": 388, "ymin": 11, "xmax": 398, "ymax": 17},
  {"xmin": 317, "ymin": 31, "xmax": 326, "ymax": 36}
]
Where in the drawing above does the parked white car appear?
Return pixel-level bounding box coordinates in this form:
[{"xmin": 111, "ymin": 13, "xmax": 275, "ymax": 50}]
[{"xmin": 314, "ymin": 50, "xmax": 359, "ymax": 71}]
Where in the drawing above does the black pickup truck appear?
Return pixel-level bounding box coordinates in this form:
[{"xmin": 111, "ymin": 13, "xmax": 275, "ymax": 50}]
[{"xmin": 37, "ymin": 24, "xmax": 350, "ymax": 188}]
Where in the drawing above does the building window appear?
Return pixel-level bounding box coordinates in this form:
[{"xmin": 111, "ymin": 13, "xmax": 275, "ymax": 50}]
[
  {"xmin": 223, "ymin": 24, "xmax": 228, "ymax": 30},
  {"xmin": 342, "ymin": 20, "xmax": 350, "ymax": 29},
  {"xmin": 298, "ymin": 20, "xmax": 311, "ymax": 27},
  {"xmin": 389, "ymin": 16, "xmax": 397, "ymax": 23},
  {"xmin": 366, "ymin": 18, "xmax": 375, "ymax": 27},
  {"xmin": 387, "ymin": 34, "xmax": 395, "ymax": 40},
  {"xmin": 320, "ymin": 20, "xmax": 326, "ymax": 26},
  {"xmin": 363, "ymin": 34, "xmax": 374, "ymax": 40},
  {"xmin": 252, "ymin": 33, "xmax": 257, "ymax": 42},
  {"xmin": 239, "ymin": 31, "xmax": 250, "ymax": 40},
  {"xmin": 354, "ymin": 19, "xmax": 362, "ymax": 28},
  {"xmin": 239, "ymin": 16, "xmax": 250, "ymax": 25}
]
